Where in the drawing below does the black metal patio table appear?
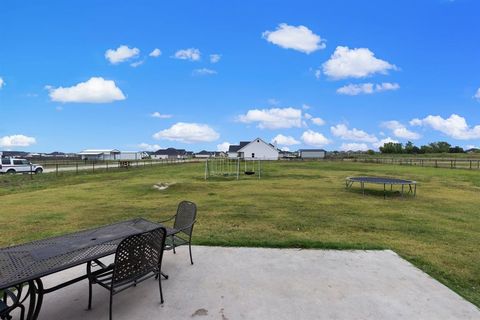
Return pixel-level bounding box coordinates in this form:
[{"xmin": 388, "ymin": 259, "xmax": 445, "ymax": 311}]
[{"xmin": 0, "ymin": 218, "xmax": 166, "ymax": 320}]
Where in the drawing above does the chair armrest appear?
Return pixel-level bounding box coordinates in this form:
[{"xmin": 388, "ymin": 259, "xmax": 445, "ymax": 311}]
[
  {"xmin": 171, "ymin": 220, "xmax": 197, "ymax": 234},
  {"xmin": 158, "ymin": 215, "xmax": 176, "ymax": 224}
]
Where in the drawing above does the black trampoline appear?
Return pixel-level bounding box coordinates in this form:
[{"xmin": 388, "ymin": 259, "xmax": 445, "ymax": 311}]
[{"xmin": 345, "ymin": 176, "xmax": 417, "ymax": 199}]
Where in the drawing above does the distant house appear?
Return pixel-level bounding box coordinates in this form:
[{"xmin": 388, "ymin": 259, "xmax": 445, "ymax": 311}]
[
  {"xmin": 228, "ymin": 138, "xmax": 279, "ymax": 160},
  {"xmin": 77, "ymin": 149, "xmax": 144, "ymax": 161},
  {"xmin": 151, "ymin": 148, "xmax": 190, "ymax": 160},
  {"xmin": 466, "ymin": 148, "xmax": 479, "ymax": 154},
  {"xmin": 78, "ymin": 149, "xmax": 121, "ymax": 160},
  {"xmin": 0, "ymin": 151, "xmax": 29, "ymax": 158},
  {"xmin": 299, "ymin": 149, "xmax": 326, "ymax": 159},
  {"xmin": 195, "ymin": 150, "xmax": 226, "ymax": 158}
]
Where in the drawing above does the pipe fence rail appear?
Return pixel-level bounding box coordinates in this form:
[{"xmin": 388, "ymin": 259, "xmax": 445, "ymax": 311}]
[{"xmin": 351, "ymin": 157, "xmax": 480, "ymax": 170}]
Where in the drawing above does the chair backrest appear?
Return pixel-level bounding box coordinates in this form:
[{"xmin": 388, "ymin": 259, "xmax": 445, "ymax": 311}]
[
  {"xmin": 174, "ymin": 201, "xmax": 197, "ymax": 237},
  {"xmin": 112, "ymin": 227, "xmax": 166, "ymax": 285}
]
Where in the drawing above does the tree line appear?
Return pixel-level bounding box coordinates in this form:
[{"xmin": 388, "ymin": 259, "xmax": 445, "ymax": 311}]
[{"xmin": 379, "ymin": 141, "xmax": 473, "ymax": 154}]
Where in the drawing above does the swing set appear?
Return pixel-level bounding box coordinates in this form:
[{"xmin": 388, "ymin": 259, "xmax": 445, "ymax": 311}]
[{"xmin": 204, "ymin": 158, "xmax": 262, "ymax": 180}]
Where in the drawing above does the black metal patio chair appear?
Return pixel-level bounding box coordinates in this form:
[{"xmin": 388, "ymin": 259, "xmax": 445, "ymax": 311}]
[
  {"xmin": 86, "ymin": 227, "xmax": 167, "ymax": 320},
  {"xmin": 160, "ymin": 201, "xmax": 197, "ymax": 265}
]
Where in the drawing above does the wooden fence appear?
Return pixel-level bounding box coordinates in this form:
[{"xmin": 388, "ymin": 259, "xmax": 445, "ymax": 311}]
[{"xmin": 351, "ymin": 157, "xmax": 480, "ymax": 170}]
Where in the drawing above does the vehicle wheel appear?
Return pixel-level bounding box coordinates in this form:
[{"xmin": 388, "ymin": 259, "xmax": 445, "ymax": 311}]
[
  {"xmin": 6, "ymin": 169, "xmax": 16, "ymax": 175},
  {"xmin": 35, "ymin": 168, "xmax": 43, "ymax": 174}
]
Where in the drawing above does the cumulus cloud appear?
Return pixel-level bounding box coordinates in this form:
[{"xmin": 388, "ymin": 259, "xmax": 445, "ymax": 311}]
[
  {"xmin": 271, "ymin": 134, "xmax": 300, "ymax": 146},
  {"xmin": 337, "ymin": 82, "xmax": 400, "ymax": 95},
  {"xmin": 281, "ymin": 147, "xmax": 290, "ymax": 152},
  {"xmin": 173, "ymin": 48, "xmax": 201, "ymax": 61},
  {"xmin": 301, "ymin": 130, "xmax": 331, "ymax": 147},
  {"xmin": 238, "ymin": 107, "xmax": 303, "ymax": 129},
  {"xmin": 330, "ymin": 124, "xmax": 377, "ymax": 143},
  {"xmin": 382, "ymin": 120, "xmax": 420, "ymax": 140},
  {"xmin": 149, "ymin": 48, "xmax": 162, "ymax": 57},
  {"xmin": 47, "ymin": 77, "xmax": 126, "ymax": 103},
  {"xmin": 105, "ymin": 45, "xmax": 140, "ymax": 64},
  {"xmin": 153, "ymin": 122, "xmax": 219, "ymax": 143},
  {"xmin": 474, "ymin": 88, "xmax": 480, "ymax": 101},
  {"xmin": 410, "ymin": 114, "xmax": 480, "ymax": 140},
  {"xmin": 217, "ymin": 142, "xmax": 231, "ymax": 152},
  {"xmin": 151, "ymin": 112, "xmax": 172, "ymax": 119},
  {"xmin": 0, "ymin": 77, "xmax": 4, "ymax": 89},
  {"xmin": 339, "ymin": 143, "xmax": 369, "ymax": 152},
  {"xmin": 311, "ymin": 117, "xmax": 326, "ymax": 126},
  {"xmin": 138, "ymin": 143, "xmax": 161, "ymax": 151},
  {"xmin": 262, "ymin": 23, "xmax": 326, "ymax": 54},
  {"xmin": 322, "ymin": 46, "xmax": 397, "ymax": 79},
  {"xmin": 0, "ymin": 134, "xmax": 36, "ymax": 147},
  {"xmin": 210, "ymin": 54, "xmax": 221, "ymax": 63},
  {"xmin": 372, "ymin": 137, "xmax": 399, "ymax": 149},
  {"xmin": 192, "ymin": 68, "xmax": 217, "ymax": 76}
]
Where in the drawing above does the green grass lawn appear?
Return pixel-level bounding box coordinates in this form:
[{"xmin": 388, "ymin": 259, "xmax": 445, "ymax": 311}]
[{"xmin": 1, "ymin": 161, "xmax": 479, "ymax": 306}]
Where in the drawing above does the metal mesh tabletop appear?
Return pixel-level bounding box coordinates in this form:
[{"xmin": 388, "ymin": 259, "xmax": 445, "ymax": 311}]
[{"xmin": 0, "ymin": 218, "xmax": 161, "ymax": 290}]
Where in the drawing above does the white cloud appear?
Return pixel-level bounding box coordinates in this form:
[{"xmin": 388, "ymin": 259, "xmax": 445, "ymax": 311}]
[
  {"xmin": 47, "ymin": 77, "xmax": 126, "ymax": 103},
  {"xmin": 474, "ymin": 88, "xmax": 480, "ymax": 101},
  {"xmin": 173, "ymin": 48, "xmax": 201, "ymax": 61},
  {"xmin": 311, "ymin": 117, "xmax": 325, "ymax": 126},
  {"xmin": 138, "ymin": 143, "xmax": 161, "ymax": 151},
  {"xmin": 192, "ymin": 68, "xmax": 217, "ymax": 76},
  {"xmin": 281, "ymin": 147, "xmax": 290, "ymax": 152},
  {"xmin": 151, "ymin": 112, "xmax": 172, "ymax": 119},
  {"xmin": 410, "ymin": 114, "xmax": 480, "ymax": 140},
  {"xmin": 315, "ymin": 69, "xmax": 322, "ymax": 79},
  {"xmin": 372, "ymin": 137, "xmax": 399, "ymax": 149},
  {"xmin": 301, "ymin": 130, "xmax": 331, "ymax": 147},
  {"xmin": 0, "ymin": 77, "xmax": 4, "ymax": 89},
  {"xmin": 304, "ymin": 113, "xmax": 313, "ymax": 120},
  {"xmin": 340, "ymin": 143, "xmax": 369, "ymax": 152},
  {"xmin": 238, "ymin": 107, "xmax": 303, "ymax": 129},
  {"xmin": 217, "ymin": 142, "xmax": 230, "ymax": 152},
  {"xmin": 262, "ymin": 23, "xmax": 326, "ymax": 54},
  {"xmin": 153, "ymin": 122, "xmax": 219, "ymax": 143},
  {"xmin": 302, "ymin": 104, "xmax": 311, "ymax": 110},
  {"xmin": 322, "ymin": 46, "xmax": 397, "ymax": 79},
  {"xmin": 130, "ymin": 60, "xmax": 145, "ymax": 68},
  {"xmin": 105, "ymin": 45, "xmax": 140, "ymax": 64},
  {"xmin": 268, "ymin": 98, "xmax": 280, "ymax": 106},
  {"xmin": 149, "ymin": 48, "xmax": 162, "ymax": 57},
  {"xmin": 382, "ymin": 120, "xmax": 420, "ymax": 140},
  {"xmin": 271, "ymin": 134, "xmax": 300, "ymax": 146},
  {"xmin": 330, "ymin": 124, "xmax": 377, "ymax": 142},
  {"xmin": 210, "ymin": 54, "xmax": 221, "ymax": 63},
  {"xmin": 0, "ymin": 134, "xmax": 36, "ymax": 147},
  {"xmin": 337, "ymin": 82, "xmax": 400, "ymax": 95}
]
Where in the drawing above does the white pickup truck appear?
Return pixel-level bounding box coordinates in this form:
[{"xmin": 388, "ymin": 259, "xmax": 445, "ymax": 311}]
[{"xmin": 0, "ymin": 158, "xmax": 44, "ymax": 174}]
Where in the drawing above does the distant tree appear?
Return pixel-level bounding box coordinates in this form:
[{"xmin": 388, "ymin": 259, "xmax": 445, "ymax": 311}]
[
  {"xmin": 404, "ymin": 141, "xmax": 415, "ymax": 154},
  {"xmin": 449, "ymin": 146, "xmax": 464, "ymax": 153},
  {"xmin": 420, "ymin": 145, "xmax": 432, "ymax": 153},
  {"xmin": 429, "ymin": 141, "xmax": 451, "ymax": 153},
  {"xmin": 380, "ymin": 142, "xmax": 403, "ymax": 154},
  {"xmin": 366, "ymin": 149, "xmax": 375, "ymax": 155},
  {"xmin": 412, "ymin": 146, "xmax": 421, "ymax": 154}
]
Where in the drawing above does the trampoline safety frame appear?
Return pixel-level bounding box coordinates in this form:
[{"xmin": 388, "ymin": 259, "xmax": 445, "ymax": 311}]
[{"xmin": 345, "ymin": 176, "xmax": 417, "ymax": 199}]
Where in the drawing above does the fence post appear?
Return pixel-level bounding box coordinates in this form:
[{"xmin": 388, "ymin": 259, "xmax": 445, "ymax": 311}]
[
  {"xmin": 56, "ymin": 164, "xmax": 58, "ymax": 176},
  {"xmin": 76, "ymin": 163, "xmax": 78, "ymax": 174},
  {"xmin": 30, "ymin": 164, "xmax": 33, "ymax": 180},
  {"xmin": 435, "ymin": 160, "xmax": 438, "ymax": 168},
  {"xmin": 92, "ymin": 162, "xmax": 95, "ymax": 172},
  {"xmin": 106, "ymin": 161, "xmax": 109, "ymax": 171}
]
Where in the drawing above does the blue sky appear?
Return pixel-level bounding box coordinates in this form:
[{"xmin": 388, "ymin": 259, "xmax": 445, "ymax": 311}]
[{"xmin": 1, "ymin": 0, "xmax": 479, "ymax": 152}]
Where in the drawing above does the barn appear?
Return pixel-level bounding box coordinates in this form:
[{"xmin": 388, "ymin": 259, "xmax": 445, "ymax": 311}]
[{"xmin": 228, "ymin": 138, "xmax": 279, "ymax": 160}]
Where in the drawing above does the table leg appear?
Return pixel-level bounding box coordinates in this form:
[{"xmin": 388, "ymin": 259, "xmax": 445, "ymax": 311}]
[
  {"xmin": 25, "ymin": 279, "xmax": 44, "ymax": 320},
  {"xmin": 32, "ymin": 279, "xmax": 44, "ymax": 320}
]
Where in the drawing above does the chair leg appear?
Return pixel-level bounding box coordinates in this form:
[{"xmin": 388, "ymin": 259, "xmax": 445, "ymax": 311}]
[
  {"xmin": 158, "ymin": 273, "xmax": 164, "ymax": 304},
  {"xmin": 172, "ymin": 236, "xmax": 176, "ymax": 254},
  {"xmin": 189, "ymin": 241, "xmax": 194, "ymax": 265}
]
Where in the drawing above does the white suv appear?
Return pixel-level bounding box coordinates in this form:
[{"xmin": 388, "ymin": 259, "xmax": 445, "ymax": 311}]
[{"xmin": 0, "ymin": 158, "xmax": 44, "ymax": 174}]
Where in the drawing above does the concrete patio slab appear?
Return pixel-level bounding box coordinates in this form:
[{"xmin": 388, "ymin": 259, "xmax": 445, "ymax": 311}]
[{"xmin": 26, "ymin": 246, "xmax": 479, "ymax": 320}]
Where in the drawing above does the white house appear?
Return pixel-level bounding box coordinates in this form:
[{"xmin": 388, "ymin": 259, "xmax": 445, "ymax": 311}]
[{"xmin": 228, "ymin": 138, "xmax": 279, "ymax": 160}]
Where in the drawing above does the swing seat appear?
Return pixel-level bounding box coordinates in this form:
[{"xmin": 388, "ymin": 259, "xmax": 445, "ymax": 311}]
[{"xmin": 244, "ymin": 171, "xmax": 255, "ymax": 175}]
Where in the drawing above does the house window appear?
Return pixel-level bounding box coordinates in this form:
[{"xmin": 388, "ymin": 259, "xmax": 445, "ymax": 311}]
[{"xmin": 251, "ymin": 153, "xmax": 255, "ymax": 158}]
